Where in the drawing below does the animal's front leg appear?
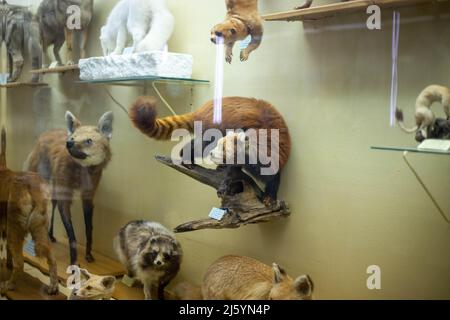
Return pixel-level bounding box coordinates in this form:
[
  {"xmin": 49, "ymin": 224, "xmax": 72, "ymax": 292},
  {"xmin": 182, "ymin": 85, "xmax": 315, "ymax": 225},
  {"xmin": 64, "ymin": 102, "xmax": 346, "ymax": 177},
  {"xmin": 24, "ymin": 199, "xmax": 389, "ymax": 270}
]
[
  {"xmin": 143, "ymin": 281, "xmax": 159, "ymax": 300},
  {"xmin": 80, "ymin": 28, "xmax": 89, "ymax": 59},
  {"xmin": 6, "ymin": 229, "xmax": 26, "ymax": 291},
  {"xmin": 262, "ymin": 172, "xmax": 281, "ymax": 208},
  {"xmin": 225, "ymin": 42, "xmax": 235, "ymax": 64},
  {"xmin": 8, "ymin": 50, "xmax": 24, "ymax": 83},
  {"xmin": 49, "ymin": 199, "xmax": 57, "ymax": 243},
  {"xmin": 240, "ymin": 23, "xmax": 263, "ymax": 62},
  {"xmin": 82, "ymin": 198, "xmax": 95, "ymax": 263},
  {"xmin": 64, "ymin": 28, "xmax": 75, "ymax": 65},
  {"xmin": 57, "ymin": 200, "xmax": 78, "ymax": 265},
  {"xmin": 112, "ymin": 26, "xmax": 128, "ymax": 55}
]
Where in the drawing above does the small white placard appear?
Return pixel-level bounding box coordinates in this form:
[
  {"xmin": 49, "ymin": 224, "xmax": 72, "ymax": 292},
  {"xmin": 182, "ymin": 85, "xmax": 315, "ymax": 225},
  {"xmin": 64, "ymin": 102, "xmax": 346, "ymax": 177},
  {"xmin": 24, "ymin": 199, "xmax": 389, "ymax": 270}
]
[
  {"xmin": 209, "ymin": 207, "xmax": 227, "ymax": 221},
  {"xmin": 0, "ymin": 74, "xmax": 8, "ymax": 85},
  {"xmin": 418, "ymin": 139, "xmax": 450, "ymax": 152}
]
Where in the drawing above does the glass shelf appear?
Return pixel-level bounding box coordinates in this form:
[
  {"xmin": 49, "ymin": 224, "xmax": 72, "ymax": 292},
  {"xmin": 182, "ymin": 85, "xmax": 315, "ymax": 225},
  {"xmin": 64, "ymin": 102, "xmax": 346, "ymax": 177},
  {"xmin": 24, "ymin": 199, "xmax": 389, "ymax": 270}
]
[
  {"xmin": 371, "ymin": 146, "xmax": 450, "ymax": 156},
  {"xmin": 78, "ymin": 75, "xmax": 210, "ymax": 86}
]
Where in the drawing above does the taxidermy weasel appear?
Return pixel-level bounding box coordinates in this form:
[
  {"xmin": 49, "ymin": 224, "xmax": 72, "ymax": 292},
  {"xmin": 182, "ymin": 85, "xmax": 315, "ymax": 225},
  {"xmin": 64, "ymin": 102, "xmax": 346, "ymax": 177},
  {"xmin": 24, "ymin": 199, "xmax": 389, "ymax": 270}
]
[
  {"xmin": 114, "ymin": 220, "xmax": 182, "ymax": 300},
  {"xmin": 211, "ymin": 0, "xmax": 263, "ymax": 63},
  {"xmin": 37, "ymin": 0, "xmax": 94, "ymax": 66},
  {"xmin": 0, "ymin": 128, "xmax": 58, "ymax": 295},
  {"xmin": 202, "ymin": 255, "xmax": 314, "ymax": 300},
  {"xmin": 69, "ymin": 268, "xmax": 116, "ymax": 300},
  {"xmin": 25, "ymin": 111, "xmax": 114, "ymax": 265},
  {"xmin": 396, "ymin": 85, "xmax": 450, "ymax": 142},
  {"xmin": 295, "ymin": 0, "xmax": 351, "ymax": 10},
  {"xmin": 129, "ymin": 96, "xmax": 291, "ymax": 206},
  {"xmin": 100, "ymin": 0, "xmax": 174, "ymax": 56}
]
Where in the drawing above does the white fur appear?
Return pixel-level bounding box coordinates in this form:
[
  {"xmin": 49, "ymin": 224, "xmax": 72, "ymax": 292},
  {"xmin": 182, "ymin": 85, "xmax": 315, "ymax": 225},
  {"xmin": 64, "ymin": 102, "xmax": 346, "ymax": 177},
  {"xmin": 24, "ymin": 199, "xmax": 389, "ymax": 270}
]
[{"xmin": 100, "ymin": 0, "xmax": 174, "ymax": 56}]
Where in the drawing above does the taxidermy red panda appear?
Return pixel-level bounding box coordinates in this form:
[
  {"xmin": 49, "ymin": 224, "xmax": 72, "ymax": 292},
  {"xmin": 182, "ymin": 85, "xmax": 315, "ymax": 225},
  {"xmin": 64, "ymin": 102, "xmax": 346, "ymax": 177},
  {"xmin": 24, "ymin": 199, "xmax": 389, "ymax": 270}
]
[{"xmin": 129, "ymin": 96, "xmax": 291, "ymax": 206}]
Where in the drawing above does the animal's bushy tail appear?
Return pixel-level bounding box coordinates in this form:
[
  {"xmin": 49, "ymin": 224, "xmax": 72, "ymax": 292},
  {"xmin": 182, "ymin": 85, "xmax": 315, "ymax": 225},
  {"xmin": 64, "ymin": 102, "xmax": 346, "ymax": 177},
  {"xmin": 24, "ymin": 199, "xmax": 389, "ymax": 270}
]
[
  {"xmin": 129, "ymin": 96, "xmax": 195, "ymax": 140},
  {"xmin": 0, "ymin": 127, "xmax": 6, "ymax": 169},
  {"xmin": 395, "ymin": 109, "xmax": 418, "ymax": 134}
]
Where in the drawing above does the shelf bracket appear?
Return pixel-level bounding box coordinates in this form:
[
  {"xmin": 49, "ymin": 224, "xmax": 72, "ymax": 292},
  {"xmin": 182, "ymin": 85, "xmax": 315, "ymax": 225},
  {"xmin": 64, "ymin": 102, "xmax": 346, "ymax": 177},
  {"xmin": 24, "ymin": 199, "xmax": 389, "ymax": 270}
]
[{"xmin": 402, "ymin": 151, "xmax": 450, "ymax": 224}]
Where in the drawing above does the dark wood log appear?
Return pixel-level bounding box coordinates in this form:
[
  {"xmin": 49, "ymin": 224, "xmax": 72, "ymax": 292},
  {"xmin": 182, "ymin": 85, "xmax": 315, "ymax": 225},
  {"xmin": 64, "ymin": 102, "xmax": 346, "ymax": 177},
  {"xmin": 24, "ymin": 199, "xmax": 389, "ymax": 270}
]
[{"xmin": 155, "ymin": 156, "xmax": 290, "ymax": 233}]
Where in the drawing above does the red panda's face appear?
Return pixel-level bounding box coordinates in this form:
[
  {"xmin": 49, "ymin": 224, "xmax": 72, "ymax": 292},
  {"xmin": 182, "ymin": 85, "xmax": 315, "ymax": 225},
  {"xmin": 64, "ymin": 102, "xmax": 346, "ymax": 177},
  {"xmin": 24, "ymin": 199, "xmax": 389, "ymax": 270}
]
[{"xmin": 210, "ymin": 132, "xmax": 248, "ymax": 165}]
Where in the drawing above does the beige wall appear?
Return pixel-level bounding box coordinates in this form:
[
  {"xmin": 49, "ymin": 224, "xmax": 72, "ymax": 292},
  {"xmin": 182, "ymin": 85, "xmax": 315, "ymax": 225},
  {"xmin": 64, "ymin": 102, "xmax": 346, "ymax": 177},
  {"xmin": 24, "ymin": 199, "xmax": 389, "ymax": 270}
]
[{"xmin": 3, "ymin": 0, "xmax": 450, "ymax": 299}]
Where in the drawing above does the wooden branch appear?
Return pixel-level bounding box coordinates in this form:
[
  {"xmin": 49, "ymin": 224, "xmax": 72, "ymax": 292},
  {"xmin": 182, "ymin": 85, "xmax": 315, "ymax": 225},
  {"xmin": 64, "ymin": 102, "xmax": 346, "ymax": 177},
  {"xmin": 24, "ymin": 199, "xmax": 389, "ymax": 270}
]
[{"xmin": 155, "ymin": 155, "xmax": 290, "ymax": 233}]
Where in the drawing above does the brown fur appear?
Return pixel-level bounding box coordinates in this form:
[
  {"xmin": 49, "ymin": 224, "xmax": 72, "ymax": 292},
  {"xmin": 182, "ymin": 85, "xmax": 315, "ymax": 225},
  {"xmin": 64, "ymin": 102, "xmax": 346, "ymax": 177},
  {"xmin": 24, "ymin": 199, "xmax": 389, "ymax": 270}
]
[
  {"xmin": 0, "ymin": 128, "xmax": 58, "ymax": 295},
  {"xmin": 295, "ymin": 0, "xmax": 351, "ymax": 10},
  {"xmin": 202, "ymin": 255, "xmax": 314, "ymax": 300},
  {"xmin": 211, "ymin": 0, "xmax": 263, "ymax": 63},
  {"xmin": 129, "ymin": 96, "xmax": 291, "ymax": 170},
  {"xmin": 26, "ymin": 112, "xmax": 113, "ymax": 265},
  {"xmin": 172, "ymin": 282, "xmax": 203, "ymax": 300}
]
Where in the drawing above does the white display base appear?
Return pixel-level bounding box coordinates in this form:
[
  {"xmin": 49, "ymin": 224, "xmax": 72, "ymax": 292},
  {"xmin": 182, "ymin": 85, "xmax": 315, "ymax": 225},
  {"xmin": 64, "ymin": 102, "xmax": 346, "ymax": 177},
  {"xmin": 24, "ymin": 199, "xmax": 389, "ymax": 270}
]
[
  {"xmin": 79, "ymin": 51, "xmax": 193, "ymax": 81},
  {"xmin": 418, "ymin": 139, "xmax": 450, "ymax": 152}
]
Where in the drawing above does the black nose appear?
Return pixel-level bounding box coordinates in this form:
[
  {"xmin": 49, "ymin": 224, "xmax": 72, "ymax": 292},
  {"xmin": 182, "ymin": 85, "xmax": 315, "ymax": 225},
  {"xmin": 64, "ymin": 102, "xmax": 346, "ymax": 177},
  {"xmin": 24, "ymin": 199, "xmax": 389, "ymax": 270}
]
[
  {"xmin": 66, "ymin": 141, "xmax": 74, "ymax": 149},
  {"xmin": 215, "ymin": 31, "xmax": 222, "ymax": 37},
  {"xmin": 156, "ymin": 261, "xmax": 162, "ymax": 266}
]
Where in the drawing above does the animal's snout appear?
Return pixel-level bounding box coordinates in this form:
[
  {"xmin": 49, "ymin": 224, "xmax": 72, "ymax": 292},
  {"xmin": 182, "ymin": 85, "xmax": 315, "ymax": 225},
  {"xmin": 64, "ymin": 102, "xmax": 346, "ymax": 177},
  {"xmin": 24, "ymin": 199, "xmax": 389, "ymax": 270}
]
[
  {"xmin": 156, "ymin": 260, "xmax": 162, "ymax": 266},
  {"xmin": 66, "ymin": 140, "xmax": 75, "ymax": 149},
  {"xmin": 210, "ymin": 36, "xmax": 216, "ymax": 44}
]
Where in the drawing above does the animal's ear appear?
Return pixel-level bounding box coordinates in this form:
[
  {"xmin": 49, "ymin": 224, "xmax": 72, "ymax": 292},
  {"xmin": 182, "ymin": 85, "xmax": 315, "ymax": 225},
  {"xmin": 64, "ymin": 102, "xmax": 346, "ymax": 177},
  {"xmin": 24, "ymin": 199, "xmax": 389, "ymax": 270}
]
[
  {"xmin": 101, "ymin": 276, "xmax": 116, "ymax": 289},
  {"xmin": 98, "ymin": 111, "xmax": 114, "ymax": 139},
  {"xmin": 79, "ymin": 268, "xmax": 91, "ymax": 281},
  {"xmin": 273, "ymin": 263, "xmax": 287, "ymax": 284},
  {"xmin": 230, "ymin": 28, "xmax": 237, "ymax": 35},
  {"xmin": 65, "ymin": 111, "xmax": 81, "ymax": 135},
  {"xmin": 294, "ymin": 275, "xmax": 314, "ymax": 298}
]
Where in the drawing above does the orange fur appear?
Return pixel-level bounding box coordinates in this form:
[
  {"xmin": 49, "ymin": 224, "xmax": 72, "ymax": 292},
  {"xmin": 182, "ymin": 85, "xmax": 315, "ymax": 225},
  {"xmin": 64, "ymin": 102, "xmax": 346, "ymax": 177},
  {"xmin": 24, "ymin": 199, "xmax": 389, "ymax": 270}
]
[{"xmin": 129, "ymin": 96, "xmax": 291, "ymax": 170}]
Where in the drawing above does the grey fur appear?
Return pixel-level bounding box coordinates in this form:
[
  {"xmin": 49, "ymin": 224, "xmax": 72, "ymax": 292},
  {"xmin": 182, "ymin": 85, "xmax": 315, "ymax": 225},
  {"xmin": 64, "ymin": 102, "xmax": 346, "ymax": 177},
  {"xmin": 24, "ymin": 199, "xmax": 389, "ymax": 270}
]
[
  {"xmin": 0, "ymin": 1, "xmax": 42, "ymax": 83},
  {"xmin": 37, "ymin": 0, "xmax": 93, "ymax": 66},
  {"xmin": 114, "ymin": 221, "xmax": 182, "ymax": 300}
]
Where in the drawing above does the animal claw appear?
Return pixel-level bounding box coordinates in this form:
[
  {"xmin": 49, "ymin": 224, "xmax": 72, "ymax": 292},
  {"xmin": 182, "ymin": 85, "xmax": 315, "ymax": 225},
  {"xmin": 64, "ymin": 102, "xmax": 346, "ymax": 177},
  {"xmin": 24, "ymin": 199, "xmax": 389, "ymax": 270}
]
[{"xmin": 85, "ymin": 253, "xmax": 95, "ymax": 263}]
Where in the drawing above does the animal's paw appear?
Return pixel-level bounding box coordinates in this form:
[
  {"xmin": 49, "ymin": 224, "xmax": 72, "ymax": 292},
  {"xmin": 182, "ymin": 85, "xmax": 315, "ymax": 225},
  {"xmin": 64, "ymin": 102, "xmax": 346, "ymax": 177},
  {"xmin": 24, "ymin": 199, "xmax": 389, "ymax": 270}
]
[
  {"xmin": 46, "ymin": 283, "xmax": 59, "ymax": 296},
  {"xmin": 225, "ymin": 53, "xmax": 233, "ymax": 64},
  {"xmin": 85, "ymin": 253, "xmax": 95, "ymax": 263},
  {"xmin": 49, "ymin": 235, "xmax": 57, "ymax": 243},
  {"xmin": 5, "ymin": 280, "xmax": 16, "ymax": 291},
  {"xmin": 66, "ymin": 60, "xmax": 75, "ymax": 66},
  {"xmin": 240, "ymin": 50, "xmax": 250, "ymax": 62},
  {"xmin": 263, "ymin": 196, "xmax": 277, "ymax": 208}
]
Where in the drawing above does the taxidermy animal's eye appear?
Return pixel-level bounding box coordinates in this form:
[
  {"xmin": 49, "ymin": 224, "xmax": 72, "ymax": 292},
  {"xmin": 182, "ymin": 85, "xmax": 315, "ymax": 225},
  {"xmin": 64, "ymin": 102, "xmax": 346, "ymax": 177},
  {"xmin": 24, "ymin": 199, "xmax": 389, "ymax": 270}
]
[
  {"xmin": 163, "ymin": 253, "xmax": 170, "ymax": 260},
  {"xmin": 85, "ymin": 139, "xmax": 93, "ymax": 145},
  {"xmin": 86, "ymin": 286, "xmax": 93, "ymax": 290},
  {"xmin": 230, "ymin": 29, "xmax": 237, "ymax": 35}
]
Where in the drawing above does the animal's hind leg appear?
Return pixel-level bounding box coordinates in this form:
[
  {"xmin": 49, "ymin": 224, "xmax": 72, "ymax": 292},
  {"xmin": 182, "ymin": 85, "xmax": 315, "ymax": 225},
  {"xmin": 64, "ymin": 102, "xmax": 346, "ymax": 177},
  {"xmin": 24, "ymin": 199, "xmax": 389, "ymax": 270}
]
[
  {"xmin": 82, "ymin": 197, "xmax": 95, "ymax": 263},
  {"xmin": 8, "ymin": 50, "xmax": 24, "ymax": 83},
  {"xmin": 53, "ymin": 36, "xmax": 65, "ymax": 66},
  {"xmin": 31, "ymin": 225, "xmax": 58, "ymax": 295},
  {"xmin": 80, "ymin": 28, "xmax": 89, "ymax": 59},
  {"xmin": 240, "ymin": 23, "xmax": 263, "ymax": 62},
  {"xmin": 48, "ymin": 200, "xmax": 57, "ymax": 243},
  {"xmin": 64, "ymin": 28, "xmax": 75, "ymax": 65},
  {"xmin": 262, "ymin": 172, "xmax": 281, "ymax": 207},
  {"xmin": 6, "ymin": 227, "xmax": 26, "ymax": 291},
  {"xmin": 57, "ymin": 200, "xmax": 78, "ymax": 265}
]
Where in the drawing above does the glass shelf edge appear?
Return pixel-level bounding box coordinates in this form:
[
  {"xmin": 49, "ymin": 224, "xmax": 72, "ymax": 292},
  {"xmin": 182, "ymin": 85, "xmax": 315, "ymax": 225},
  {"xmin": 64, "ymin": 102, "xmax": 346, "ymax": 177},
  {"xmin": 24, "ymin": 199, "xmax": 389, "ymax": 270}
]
[
  {"xmin": 371, "ymin": 146, "xmax": 450, "ymax": 156},
  {"xmin": 77, "ymin": 76, "xmax": 210, "ymax": 85}
]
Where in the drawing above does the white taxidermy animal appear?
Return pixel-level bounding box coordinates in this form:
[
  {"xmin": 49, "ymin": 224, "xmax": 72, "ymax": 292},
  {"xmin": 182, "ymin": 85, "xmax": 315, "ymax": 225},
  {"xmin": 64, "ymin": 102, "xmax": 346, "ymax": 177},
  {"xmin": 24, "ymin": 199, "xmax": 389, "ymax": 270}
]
[
  {"xmin": 100, "ymin": 0, "xmax": 174, "ymax": 56},
  {"xmin": 396, "ymin": 85, "xmax": 450, "ymax": 142}
]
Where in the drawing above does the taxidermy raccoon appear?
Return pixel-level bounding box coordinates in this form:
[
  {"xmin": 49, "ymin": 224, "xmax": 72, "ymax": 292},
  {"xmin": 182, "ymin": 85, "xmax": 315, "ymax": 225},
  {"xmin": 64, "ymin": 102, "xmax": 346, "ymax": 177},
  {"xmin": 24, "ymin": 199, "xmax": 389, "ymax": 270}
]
[
  {"xmin": 114, "ymin": 221, "xmax": 182, "ymax": 300},
  {"xmin": 25, "ymin": 111, "xmax": 114, "ymax": 265},
  {"xmin": 37, "ymin": 0, "xmax": 94, "ymax": 66},
  {"xmin": 396, "ymin": 85, "xmax": 450, "ymax": 142},
  {"xmin": 211, "ymin": 0, "xmax": 263, "ymax": 63},
  {"xmin": 129, "ymin": 96, "xmax": 291, "ymax": 206},
  {"xmin": 202, "ymin": 255, "xmax": 314, "ymax": 300},
  {"xmin": 100, "ymin": 0, "xmax": 174, "ymax": 56},
  {"xmin": 69, "ymin": 268, "xmax": 116, "ymax": 300},
  {"xmin": 295, "ymin": 0, "xmax": 352, "ymax": 9}
]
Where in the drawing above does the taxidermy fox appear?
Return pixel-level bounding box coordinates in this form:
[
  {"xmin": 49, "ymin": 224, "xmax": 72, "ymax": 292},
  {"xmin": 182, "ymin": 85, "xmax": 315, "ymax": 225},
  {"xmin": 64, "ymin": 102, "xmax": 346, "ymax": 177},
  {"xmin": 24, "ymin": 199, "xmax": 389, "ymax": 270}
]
[
  {"xmin": 295, "ymin": 0, "xmax": 351, "ymax": 10},
  {"xmin": 129, "ymin": 96, "xmax": 291, "ymax": 206},
  {"xmin": 202, "ymin": 255, "xmax": 314, "ymax": 300},
  {"xmin": 25, "ymin": 111, "xmax": 114, "ymax": 265},
  {"xmin": 396, "ymin": 85, "xmax": 450, "ymax": 142},
  {"xmin": 0, "ymin": 128, "xmax": 59, "ymax": 295},
  {"xmin": 69, "ymin": 268, "xmax": 116, "ymax": 300},
  {"xmin": 100, "ymin": 0, "xmax": 174, "ymax": 56},
  {"xmin": 211, "ymin": 0, "xmax": 263, "ymax": 63}
]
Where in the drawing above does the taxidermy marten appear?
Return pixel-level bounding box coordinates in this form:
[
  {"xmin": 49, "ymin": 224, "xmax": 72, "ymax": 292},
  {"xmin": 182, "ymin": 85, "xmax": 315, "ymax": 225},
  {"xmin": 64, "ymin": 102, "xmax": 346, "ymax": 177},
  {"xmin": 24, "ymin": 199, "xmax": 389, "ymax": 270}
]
[
  {"xmin": 129, "ymin": 96, "xmax": 291, "ymax": 206},
  {"xmin": 396, "ymin": 85, "xmax": 450, "ymax": 142},
  {"xmin": 114, "ymin": 220, "xmax": 182, "ymax": 300},
  {"xmin": 25, "ymin": 111, "xmax": 114, "ymax": 265},
  {"xmin": 211, "ymin": 0, "xmax": 263, "ymax": 63},
  {"xmin": 202, "ymin": 255, "xmax": 314, "ymax": 300},
  {"xmin": 100, "ymin": 0, "xmax": 174, "ymax": 56},
  {"xmin": 295, "ymin": 0, "xmax": 352, "ymax": 10},
  {"xmin": 69, "ymin": 268, "xmax": 116, "ymax": 300},
  {"xmin": 0, "ymin": 128, "xmax": 58, "ymax": 295}
]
